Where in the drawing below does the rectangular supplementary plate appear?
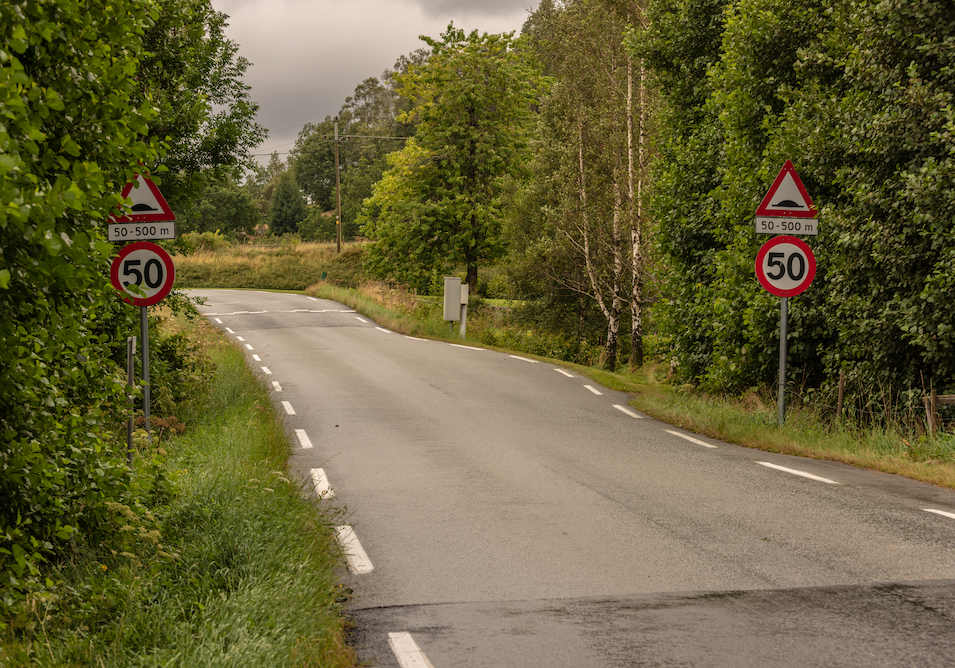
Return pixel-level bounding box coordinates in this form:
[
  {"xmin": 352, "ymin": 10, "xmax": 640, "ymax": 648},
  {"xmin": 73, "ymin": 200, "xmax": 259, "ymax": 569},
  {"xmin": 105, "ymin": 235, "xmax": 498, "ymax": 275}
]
[{"xmin": 755, "ymin": 217, "xmax": 818, "ymax": 236}]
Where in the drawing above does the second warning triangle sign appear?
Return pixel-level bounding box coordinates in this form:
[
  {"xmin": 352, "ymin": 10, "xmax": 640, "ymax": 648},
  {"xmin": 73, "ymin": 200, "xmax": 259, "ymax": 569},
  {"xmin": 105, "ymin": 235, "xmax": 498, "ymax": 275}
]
[{"xmin": 755, "ymin": 160, "xmax": 817, "ymax": 218}]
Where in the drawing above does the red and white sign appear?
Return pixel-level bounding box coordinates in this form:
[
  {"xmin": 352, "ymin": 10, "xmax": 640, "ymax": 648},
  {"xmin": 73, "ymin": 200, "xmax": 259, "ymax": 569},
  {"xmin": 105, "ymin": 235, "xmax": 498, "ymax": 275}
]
[
  {"xmin": 755, "ymin": 236, "xmax": 816, "ymax": 297},
  {"xmin": 755, "ymin": 160, "xmax": 818, "ymax": 219},
  {"xmin": 109, "ymin": 174, "xmax": 176, "ymax": 223},
  {"xmin": 110, "ymin": 242, "xmax": 176, "ymax": 306}
]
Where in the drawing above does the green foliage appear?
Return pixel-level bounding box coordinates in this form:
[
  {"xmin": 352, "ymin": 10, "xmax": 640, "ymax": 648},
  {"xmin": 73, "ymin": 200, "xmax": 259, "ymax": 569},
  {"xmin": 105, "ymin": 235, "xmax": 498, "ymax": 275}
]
[
  {"xmin": 268, "ymin": 171, "xmax": 307, "ymax": 236},
  {"xmin": 298, "ymin": 205, "xmax": 336, "ymax": 242},
  {"xmin": 638, "ymin": 0, "xmax": 955, "ymax": 411},
  {"xmin": 360, "ymin": 25, "xmax": 548, "ymax": 291},
  {"xmin": 175, "ymin": 174, "xmax": 262, "ymax": 236}
]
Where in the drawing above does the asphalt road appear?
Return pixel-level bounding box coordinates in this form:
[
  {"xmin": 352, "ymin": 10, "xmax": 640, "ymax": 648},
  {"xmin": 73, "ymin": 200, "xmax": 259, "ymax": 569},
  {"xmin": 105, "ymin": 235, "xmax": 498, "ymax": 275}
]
[{"xmin": 191, "ymin": 289, "xmax": 955, "ymax": 667}]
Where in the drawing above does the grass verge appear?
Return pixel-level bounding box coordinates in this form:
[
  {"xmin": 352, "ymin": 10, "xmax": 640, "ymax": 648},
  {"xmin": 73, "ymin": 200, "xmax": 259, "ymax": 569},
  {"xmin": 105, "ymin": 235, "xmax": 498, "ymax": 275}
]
[
  {"xmin": 0, "ymin": 316, "xmax": 355, "ymax": 667},
  {"xmin": 310, "ymin": 282, "xmax": 955, "ymax": 492}
]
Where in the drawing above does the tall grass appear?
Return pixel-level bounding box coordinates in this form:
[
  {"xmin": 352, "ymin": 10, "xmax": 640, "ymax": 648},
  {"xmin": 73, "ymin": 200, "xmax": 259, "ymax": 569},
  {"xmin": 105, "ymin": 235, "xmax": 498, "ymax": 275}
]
[{"xmin": 0, "ymin": 319, "xmax": 355, "ymax": 667}]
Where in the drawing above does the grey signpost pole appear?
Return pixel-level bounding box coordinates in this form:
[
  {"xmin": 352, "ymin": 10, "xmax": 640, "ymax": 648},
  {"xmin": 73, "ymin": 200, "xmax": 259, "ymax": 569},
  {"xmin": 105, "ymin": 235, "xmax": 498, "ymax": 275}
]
[
  {"xmin": 141, "ymin": 306, "xmax": 151, "ymax": 440},
  {"xmin": 778, "ymin": 297, "xmax": 788, "ymax": 427}
]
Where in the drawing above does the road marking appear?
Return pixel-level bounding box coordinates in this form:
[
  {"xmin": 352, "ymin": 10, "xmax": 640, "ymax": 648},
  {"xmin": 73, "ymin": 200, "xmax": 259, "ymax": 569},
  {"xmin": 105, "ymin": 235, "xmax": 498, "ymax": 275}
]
[
  {"xmin": 252, "ymin": 354, "xmax": 261, "ymax": 361},
  {"xmin": 292, "ymin": 309, "xmax": 310, "ymax": 312},
  {"xmin": 405, "ymin": 336, "xmax": 428, "ymax": 341},
  {"xmin": 388, "ymin": 632, "xmax": 435, "ymax": 668},
  {"xmin": 584, "ymin": 385, "xmax": 603, "ymax": 395},
  {"xmin": 356, "ymin": 317, "xmax": 368, "ymax": 323},
  {"xmin": 225, "ymin": 328, "xmax": 234, "ymax": 334},
  {"xmin": 613, "ymin": 404, "xmax": 643, "ymax": 419},
  {"xmin": 295, "ymin": 429, "xmax": 313, "ymax": 449},
  {"xmin": 450, "ymin": 344, "xmax": 483, "ymax": 351},
  {"xmin": 261, "ymin": 367, "xmax": 272, "ymax": 375},
  {"xmin": 336, "ymin": 526, "xmax": 374, "ymax": 574},
  {"xmin": 757, "ymin": 461, "xmax": 841, "ymax": 484},
  {"xmin": 245, "ymin": 344, "xmax": 253, "ymax": 350},
  {"xmin": 236, "ymin": 336, "xmax": 245, "ymax": 341},
  {"xmin": 342, "ymin": 310, "xmax": 357, "ymax": 313},
  {"xmin": 310, "ymin": 468, "xmax": 334, "ymax": 498},
  {"xmin": 509, "ymin": 355, "xmax": 538, "ymax": 364},
  {"xmin": 272, "ymin": 381, "xmax": 282, "ymax": 392},
  {"xmin": 924, "ymin": 509, "xmax": 955, "ymax": 521},
  {"xmin": 554, "ymin": 369, "xmax": 575, "ymax": 378},
  {"xmin": 307, "ymin": 296, "xmax": 318, "ymax": 301},
  {"xmin": 282, "ymin": 401, "xmax": 295, "ymax": 415},
  {"xmin": 376, "ymin": 327, "xmax": 392, "ymax": 333},
  {"xmin": 665, "ymin": 429, "xmax": 718, "ymax": 448},
  {"xmin": 214, "ymin": 318, "xmax": 222, "ymax": 324},
  {"xmin": 234, "ymin": 311, "xmax": 249, "ymax": 314}
]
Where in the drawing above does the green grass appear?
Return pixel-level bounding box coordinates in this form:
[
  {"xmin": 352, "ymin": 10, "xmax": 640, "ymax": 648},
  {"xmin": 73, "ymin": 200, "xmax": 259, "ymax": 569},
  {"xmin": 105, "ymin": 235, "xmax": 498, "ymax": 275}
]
[{"xmin": 0, "ymin": 318, "xmax": 355, "ymax": 667}]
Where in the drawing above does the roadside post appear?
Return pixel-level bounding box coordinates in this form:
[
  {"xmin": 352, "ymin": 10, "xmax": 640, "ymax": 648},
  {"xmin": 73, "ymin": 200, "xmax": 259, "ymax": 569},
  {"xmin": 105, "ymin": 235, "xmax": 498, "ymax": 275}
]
[
  {"xmin": 754, "ymin": 161, "xmax": 818, "ymax": 427},
  {"xmin": 109, "ymin": 174, "xmax": 177, "ymax": 456}
]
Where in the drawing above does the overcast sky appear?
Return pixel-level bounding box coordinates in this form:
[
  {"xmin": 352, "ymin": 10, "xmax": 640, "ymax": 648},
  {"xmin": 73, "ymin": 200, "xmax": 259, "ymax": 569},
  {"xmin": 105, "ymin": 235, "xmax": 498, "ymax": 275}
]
[{"xmin": 210, "ymin": 0, "xmax": 535, "ymax": 165}]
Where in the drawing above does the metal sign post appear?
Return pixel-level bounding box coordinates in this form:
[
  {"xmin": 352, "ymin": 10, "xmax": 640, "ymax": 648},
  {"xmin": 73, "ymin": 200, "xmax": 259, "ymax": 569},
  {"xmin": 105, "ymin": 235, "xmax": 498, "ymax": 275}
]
[{"xmin": 778, "ymin": 297, "xmax": 788, "ymax": 427}]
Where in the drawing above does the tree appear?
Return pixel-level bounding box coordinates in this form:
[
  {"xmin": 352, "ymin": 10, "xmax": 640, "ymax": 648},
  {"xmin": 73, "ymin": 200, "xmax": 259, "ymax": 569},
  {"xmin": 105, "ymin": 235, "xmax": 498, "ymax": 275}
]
[
  {"xmin": 178, "ymin": 173, "xmax": 262, "ymax": 236},
  {"xmin": 269, "ymin": 171, "xmax": 308, "ymax": 235},
  {"xmin": 361, "ymin": 25, "xmax": 548, "ymax": 290}
]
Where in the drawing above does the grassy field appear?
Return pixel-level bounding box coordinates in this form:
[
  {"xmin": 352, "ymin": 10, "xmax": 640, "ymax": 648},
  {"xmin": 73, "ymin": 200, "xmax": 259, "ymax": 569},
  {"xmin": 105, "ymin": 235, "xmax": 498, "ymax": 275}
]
[{"xmin": 0, "ymin": 315, "xmax": 355, "ymax": 667}]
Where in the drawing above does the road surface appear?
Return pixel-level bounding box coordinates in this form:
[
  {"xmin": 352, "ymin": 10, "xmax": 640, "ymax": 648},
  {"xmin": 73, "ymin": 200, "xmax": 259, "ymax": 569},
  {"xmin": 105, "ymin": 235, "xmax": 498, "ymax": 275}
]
[{"xmin": 192, "ymin": 289, "xmax": 955, "ymax": 667}]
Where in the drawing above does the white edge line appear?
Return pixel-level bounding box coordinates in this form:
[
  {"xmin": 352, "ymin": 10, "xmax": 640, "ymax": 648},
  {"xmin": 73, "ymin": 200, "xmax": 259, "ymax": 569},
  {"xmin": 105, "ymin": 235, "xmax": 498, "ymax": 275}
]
[
  {"xmin": 509, "ymin": 355, "xmax": 538, "ymax": 364},
  {"xmin": 554, "ymin": 368, "xmax": 575, "ymax": 378},
  {"xmin": 282, "ymin": 401, "xmax": 295, "ymax": 415},
  {"xmin": 261, "ymin": 367, "xmax": 272, "ymax": 375},
  {"xmin": 757, "ymin": 461, "xmax": 841, "ymax": 484},
  {"xmin": 664, "ymin": 429, "xmax": 718, "ymax": 449},
  {"xmin": 245, "ymin": 344, "xmax": 253, "ymax": 350},
  {"xmin": 225, "ymin": 328, "xmax": 234, "ymax": 334},
  {"xmin": 336, "ymin": 526, "xmax": 374, "ymax": 574},
  {"xmin": 405, "ymin": 336, "xmax": 428, "ymax": 341},
  {"xmin": 450, "ymin": 343, "xmax": 483, "ymax": 351},
  {"xmin": 388, "ymin": 632, "xmax": 435, "ymax": 668},
  {"xmin": 583, "ymin": 385, "xmax": 603, "ymax": 396},
  {"xmin": 923, "ymin": 508, "xmax": 955, "ymax": 521},
  {"xmin": 613, "ymin": 404, "xmax": 643, "ymax": 419},
  {"xmin": 236, "ymin": 336, "xmax": 245, "ymax": 341},
  {"xmin": 310, "ymin": 468, "xmax": 334, "ymax": 498},
  {"xmin": 252, "ymin": 354, "xmax": 261, "ymax": 362},
  {"xmin": 307, "ymin": 296, "xmax": 318, "ymax": 301},
  {"xmin": 295, "ymin": 429, "xmax": 313, "ymax": 449},
  {"xmin": 356, "ymin": 317, "xmax": 368, "ymax": 323},
  {"xmin": 272, "ymin": 381, "xmax": 282, "ymax": 392},
  {"xmin": 214, "ymin": 318, "xmax": 222, "ymax": 324},
  {"xmin": 376, "ymin": 327, "xmax": 392, "ymax": 333}
]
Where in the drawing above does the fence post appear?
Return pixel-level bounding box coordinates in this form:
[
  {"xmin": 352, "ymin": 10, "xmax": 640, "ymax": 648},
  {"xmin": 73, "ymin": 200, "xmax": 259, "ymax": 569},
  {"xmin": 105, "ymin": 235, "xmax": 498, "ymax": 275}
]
[{"xmin": 924, "ymin": 390, "xmax": 937, "ymax": 438}]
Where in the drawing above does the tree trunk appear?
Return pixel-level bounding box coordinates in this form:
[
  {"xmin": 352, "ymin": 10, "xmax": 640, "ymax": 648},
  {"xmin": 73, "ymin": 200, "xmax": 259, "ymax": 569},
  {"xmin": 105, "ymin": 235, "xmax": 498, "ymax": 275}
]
[{"xmin": 629, "ymin": 56, "xmax": 645, "ymax": 369}]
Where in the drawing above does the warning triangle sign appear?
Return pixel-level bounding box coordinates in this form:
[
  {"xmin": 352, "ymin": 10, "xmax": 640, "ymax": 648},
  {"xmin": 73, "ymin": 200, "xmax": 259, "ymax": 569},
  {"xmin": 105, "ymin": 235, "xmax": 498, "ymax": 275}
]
[
  {"xmin": 755, "ymin": 160, "xmax": 818, "ymax": 218},
  {"xmin": 110, "ymin": 174, "xmax": 176, "ymax": 223}
]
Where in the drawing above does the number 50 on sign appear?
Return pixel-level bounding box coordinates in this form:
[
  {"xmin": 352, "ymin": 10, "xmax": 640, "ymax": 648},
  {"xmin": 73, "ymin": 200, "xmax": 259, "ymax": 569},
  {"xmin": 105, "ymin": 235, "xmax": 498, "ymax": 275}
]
[
  {"xmin": 755, "ymin": 236, "xmax": 816, "ymax": 297},
  {"xmin": 110, "ymin": 242, "xmax": 176, "ymax": 306}
]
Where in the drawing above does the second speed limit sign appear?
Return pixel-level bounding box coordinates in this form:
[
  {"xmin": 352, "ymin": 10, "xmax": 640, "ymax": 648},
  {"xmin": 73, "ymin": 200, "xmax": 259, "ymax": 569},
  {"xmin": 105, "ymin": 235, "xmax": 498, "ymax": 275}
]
[
  {"xmin": 110, "ymin": 241, "xmax": 176, "ymax": 306},
  {"xmin": 755, "ymin": 235, "xmax": 816, "ymax": 297}
]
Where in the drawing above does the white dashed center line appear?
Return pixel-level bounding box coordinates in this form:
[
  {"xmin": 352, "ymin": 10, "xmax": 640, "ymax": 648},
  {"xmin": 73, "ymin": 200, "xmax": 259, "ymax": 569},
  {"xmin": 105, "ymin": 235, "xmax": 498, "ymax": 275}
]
[
  {"xmin": 336, "ymin": 526, "xmax": 374, "ymax": 574},
  {"xmin": 310, "ymin": 468, "xmax": 334, "ymax": 498},
  {"xmin": 613, "ymin": 405, "xmax": 643, "ymax": 419},
  {"xmin": 509, "ymin": 355, "xmax": 538, "ymax": 364},
  {"xmin": 665, "ymin": 429, "xmax": 718, "ymax": 449},
  {"xmin": 924, "ymin": 508, "xmax": 955, "ymax": 521},
  {"xmin": 281, "ymin": 401, "xmax": 295, "ymax": 415},
  {"xmin": 295, "ymin": 429, "xmax": 313, "ymax": 449},
  {"xmin": 388, "ymin": 632, "xmax": 435, "ymax": 668},
  {"xmin": 584, "ymin": 385, "xmax": 603, "ymax": 396},
  {"xmin": 757, "ymin": 461, "xmax": 841, "ymax": 484}
]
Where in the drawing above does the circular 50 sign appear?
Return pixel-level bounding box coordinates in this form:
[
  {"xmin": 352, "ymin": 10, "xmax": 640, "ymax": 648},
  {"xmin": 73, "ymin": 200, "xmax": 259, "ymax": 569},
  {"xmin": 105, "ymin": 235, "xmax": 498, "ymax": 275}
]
[
  {"xmin": 755, "ymin": 235, "xmax": 816, "ymax": 297},
  {"xmin": 110, "ymin": 242, "xmax": 176, "ymax": 306}
]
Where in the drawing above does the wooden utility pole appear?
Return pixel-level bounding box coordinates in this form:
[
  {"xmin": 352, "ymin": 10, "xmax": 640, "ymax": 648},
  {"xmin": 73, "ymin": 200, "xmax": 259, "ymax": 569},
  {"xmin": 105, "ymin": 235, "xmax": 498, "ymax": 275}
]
[{"xmin": 334, "ymin": 116, "xmax": 342, "ymax": 253}]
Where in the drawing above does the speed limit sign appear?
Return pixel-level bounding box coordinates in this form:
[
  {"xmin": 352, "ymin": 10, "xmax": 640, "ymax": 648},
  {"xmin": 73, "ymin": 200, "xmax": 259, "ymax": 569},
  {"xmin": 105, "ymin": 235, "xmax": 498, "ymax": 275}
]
[
  {"xmin": 110, "ymin": 241, "xmax": 176, "ymax": 306},
  {"xmin": 755, "ymin": 236, "xmax": 816, "ymax": 297}
]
